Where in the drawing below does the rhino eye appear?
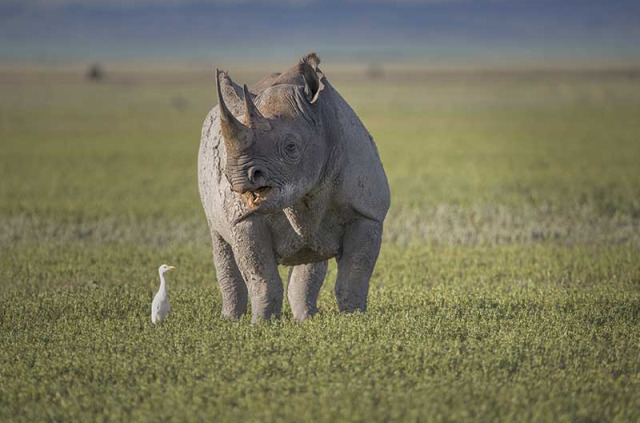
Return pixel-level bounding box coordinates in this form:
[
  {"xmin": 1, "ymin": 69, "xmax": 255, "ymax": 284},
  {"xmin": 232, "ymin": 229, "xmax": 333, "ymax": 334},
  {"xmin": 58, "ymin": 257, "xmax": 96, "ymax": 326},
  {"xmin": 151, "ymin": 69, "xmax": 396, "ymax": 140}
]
[{"xmin": 283, "ymin": 140, "xmax": 300, "ymax": 160}]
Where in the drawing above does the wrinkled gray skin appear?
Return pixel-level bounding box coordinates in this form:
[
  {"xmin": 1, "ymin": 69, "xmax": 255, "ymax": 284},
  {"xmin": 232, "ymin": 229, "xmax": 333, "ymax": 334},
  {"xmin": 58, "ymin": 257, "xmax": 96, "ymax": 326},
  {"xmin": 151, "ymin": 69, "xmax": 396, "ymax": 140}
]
[{"xmin": 198, "ymin": 53, "xmax": 390, "ymax": 323}]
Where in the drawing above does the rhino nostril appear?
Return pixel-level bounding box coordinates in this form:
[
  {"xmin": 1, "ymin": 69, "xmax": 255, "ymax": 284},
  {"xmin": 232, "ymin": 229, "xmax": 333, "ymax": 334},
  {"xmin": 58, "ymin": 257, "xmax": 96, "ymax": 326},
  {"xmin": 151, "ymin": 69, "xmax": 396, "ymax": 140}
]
[{"xmin": 248, "ymin": 166, "xmax": 264, "ymax": 184}]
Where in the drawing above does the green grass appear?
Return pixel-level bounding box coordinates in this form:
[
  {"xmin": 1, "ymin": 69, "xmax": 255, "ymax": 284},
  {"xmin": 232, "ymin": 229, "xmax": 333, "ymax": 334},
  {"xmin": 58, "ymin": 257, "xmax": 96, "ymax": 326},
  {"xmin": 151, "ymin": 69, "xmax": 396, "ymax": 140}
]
[{"xmin": 1, "ymin": 64, "xmax": 639, "ymax": 422}]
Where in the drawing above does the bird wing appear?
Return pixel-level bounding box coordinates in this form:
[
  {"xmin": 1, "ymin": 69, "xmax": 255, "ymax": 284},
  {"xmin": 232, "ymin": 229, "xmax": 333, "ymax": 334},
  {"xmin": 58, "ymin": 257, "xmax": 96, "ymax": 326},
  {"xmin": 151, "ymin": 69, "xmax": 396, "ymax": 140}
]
[
  {"xmin": 151, "ymin": 295, "xmax": 163, "ymax": 316},
  {"xmin": 152, "ymin": 293, "xmax": 170, "ymax": 321}
]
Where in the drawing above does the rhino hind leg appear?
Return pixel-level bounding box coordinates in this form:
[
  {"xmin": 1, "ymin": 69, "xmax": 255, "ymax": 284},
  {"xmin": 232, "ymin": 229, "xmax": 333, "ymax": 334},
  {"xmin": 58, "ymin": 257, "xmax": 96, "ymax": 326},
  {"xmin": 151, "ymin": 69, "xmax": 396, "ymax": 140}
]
[
  {"xmin": 287, "ymin": 260, "xmax": 328, "ymax": 321},
  {"xmin": 335, "ymin": 219, "xmax": 383, "ymax": 313},
  {"xmin": 211, "ymin": 233, "xmax": 248, "ymax": 319}
]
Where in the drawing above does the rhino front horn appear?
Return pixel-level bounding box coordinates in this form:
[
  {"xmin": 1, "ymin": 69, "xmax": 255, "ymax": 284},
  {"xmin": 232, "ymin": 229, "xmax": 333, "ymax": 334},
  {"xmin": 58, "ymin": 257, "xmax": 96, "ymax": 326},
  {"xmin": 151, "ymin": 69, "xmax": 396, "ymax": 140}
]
[
  {"xmin": 216, "ymin": 69, "xmax": 250, "ymax": 154},
  {"xmin": 242, "ymin": 84, "xmax": 271, "ymax": 131}
]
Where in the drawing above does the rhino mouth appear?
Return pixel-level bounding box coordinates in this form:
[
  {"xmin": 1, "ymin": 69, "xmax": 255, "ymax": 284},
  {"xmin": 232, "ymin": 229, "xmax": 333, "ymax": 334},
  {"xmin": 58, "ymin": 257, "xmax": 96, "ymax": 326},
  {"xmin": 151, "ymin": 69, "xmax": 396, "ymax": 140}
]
[{"xmin": 242, "ymin": 186, "xmax": 274, "ymax": 210}]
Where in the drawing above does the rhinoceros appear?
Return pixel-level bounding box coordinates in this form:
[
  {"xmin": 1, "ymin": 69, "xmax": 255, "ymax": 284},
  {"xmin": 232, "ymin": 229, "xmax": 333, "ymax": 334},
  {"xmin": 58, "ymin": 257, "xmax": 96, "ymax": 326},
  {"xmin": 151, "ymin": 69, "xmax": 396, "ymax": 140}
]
[{"xmin": 198, "ymin": 53, "xmax": 390, "ymax": 322}]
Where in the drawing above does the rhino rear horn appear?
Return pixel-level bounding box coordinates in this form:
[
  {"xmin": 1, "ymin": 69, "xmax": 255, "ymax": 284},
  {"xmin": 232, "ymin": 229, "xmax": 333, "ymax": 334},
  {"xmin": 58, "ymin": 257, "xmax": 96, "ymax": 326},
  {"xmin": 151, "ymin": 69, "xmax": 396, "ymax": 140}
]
[
  {"xmin": 298, "ymin": 52, "xmax": 325, "ymax": 104},
  {"xmin": 216, "ymin": 69, "xmax": 250, "ymax": 154},
  {"xmin": 242, "ymin": 84, "xmax": 271, "ymax": 131}
]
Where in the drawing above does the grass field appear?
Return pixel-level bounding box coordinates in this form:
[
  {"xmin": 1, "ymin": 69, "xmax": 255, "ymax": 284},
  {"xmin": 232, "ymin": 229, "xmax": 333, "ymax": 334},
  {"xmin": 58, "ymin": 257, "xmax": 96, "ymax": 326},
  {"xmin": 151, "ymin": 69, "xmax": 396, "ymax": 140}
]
[{"xmin": 1, "ymin": 63, "xmax": 639, "ymax": 422}]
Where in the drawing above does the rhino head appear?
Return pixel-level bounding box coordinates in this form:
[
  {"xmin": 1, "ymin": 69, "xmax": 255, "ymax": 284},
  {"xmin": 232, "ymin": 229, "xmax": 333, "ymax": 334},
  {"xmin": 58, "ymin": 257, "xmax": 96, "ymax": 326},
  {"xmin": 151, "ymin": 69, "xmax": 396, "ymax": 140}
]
[{"xmin": 216, "ymin": 54, "xmax": 327, "ymax": 214}]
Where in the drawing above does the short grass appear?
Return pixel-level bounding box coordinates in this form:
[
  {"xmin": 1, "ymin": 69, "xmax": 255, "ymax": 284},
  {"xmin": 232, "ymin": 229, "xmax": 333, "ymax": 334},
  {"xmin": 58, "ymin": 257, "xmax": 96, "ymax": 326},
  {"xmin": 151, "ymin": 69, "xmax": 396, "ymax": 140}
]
[{"xmin": 1, "ymin": 64, "xmax": 639, "ymax": 422}]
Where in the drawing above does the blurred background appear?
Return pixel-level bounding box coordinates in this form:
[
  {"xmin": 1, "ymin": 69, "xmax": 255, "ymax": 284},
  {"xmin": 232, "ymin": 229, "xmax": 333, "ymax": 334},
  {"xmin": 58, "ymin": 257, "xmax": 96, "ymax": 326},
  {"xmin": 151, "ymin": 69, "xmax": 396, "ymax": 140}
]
[
  {"xmin": 2, "ymin": 0, "xmax": 640, "ymax": 64},
  {"xmin": 2, "ymin": 0, "xmax": 640, "ymax": 247},
  {"xmin": 0, "ymin": 0, "xmax": 640, "ymax": 264},
  {"xmin": 1, "ymin": 0, "xmax": 639, "ymax": 254}
]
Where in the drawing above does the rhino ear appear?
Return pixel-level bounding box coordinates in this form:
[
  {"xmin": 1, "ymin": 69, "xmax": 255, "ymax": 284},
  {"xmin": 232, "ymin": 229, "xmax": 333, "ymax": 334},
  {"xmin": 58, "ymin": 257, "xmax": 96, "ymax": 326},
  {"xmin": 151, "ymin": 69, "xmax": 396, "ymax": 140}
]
[{"xmin": 298, "ymin": 52, "xmax": 325, "ymax": 104}]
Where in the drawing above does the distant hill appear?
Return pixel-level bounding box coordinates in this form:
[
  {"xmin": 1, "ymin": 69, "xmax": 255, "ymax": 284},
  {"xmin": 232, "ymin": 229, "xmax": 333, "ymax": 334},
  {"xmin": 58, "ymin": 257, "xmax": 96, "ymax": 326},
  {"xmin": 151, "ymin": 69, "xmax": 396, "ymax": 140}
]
[{"xmin": 1, "ymin": 0, "xmax": 639, "ymax": 63}]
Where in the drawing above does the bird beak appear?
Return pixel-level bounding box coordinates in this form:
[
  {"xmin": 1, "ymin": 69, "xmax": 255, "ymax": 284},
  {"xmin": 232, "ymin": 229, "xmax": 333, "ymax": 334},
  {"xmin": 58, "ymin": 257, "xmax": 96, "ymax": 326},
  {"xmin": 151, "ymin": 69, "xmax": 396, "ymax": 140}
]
[{"xmin": 168, "ymin": 266, "xmax": 176, "ymax": 270}]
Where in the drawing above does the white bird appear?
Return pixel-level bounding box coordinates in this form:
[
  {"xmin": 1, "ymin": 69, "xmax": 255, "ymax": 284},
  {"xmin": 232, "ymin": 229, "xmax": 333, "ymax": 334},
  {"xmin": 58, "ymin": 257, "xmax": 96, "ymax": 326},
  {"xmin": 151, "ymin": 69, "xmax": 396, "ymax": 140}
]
[{"xmin": 152, "ymin": 264, "xmax": 175, "ymax": 325}]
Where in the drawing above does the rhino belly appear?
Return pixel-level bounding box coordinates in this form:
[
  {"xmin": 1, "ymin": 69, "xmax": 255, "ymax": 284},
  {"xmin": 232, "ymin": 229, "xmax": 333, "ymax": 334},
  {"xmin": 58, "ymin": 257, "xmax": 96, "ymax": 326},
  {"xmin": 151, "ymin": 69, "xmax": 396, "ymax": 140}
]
[
  {"xmin": 279, "ymin": 246, "xmax": 337, "ymax": 266},
  {"xmin": 269, "ymin": 215, "xmax": 342, "ymax": 266}
]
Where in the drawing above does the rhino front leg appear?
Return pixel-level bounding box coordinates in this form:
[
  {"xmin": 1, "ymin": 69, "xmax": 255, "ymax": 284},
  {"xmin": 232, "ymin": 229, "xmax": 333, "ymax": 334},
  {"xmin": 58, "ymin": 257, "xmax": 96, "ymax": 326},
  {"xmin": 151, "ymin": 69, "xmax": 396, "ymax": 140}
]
[
  {"xmin": 232, "ymin": 220, "xmax": 284, "ymax": 323},
  {"xmin": 211, "ymin": 233, "xmax": 248, "ymax": 319},
  {"xmin": 335, "ymin": 218, "xmax": 383, "ymax": 313},
  {"xmin": 287, "ymin": 260, "xmax": 328, "ymax": 321}
]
